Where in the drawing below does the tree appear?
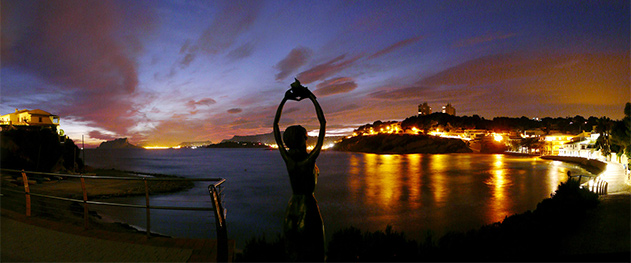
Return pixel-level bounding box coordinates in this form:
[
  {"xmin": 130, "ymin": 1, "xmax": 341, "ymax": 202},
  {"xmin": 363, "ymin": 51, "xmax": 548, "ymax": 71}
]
[
  {"xmin": 595, "ymin": 117, "xmax": 614, "ymax": 161},
  {"xmin": 611, "ymin": 102, "xmax": 631, "ymax": 164}
]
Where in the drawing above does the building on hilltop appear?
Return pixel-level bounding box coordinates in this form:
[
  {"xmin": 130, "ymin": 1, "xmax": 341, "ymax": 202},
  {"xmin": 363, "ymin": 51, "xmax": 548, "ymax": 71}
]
[
  {"xmin": 418, "ymin": 102, "xmax": 432, "ymax": 116},
  {"xmin": 442, "ymin": 103, "xmax": 456, "ymax": 116},
  {"xmin": 0, "ymin": 109, "xmax": 60, "ymax": 131}
]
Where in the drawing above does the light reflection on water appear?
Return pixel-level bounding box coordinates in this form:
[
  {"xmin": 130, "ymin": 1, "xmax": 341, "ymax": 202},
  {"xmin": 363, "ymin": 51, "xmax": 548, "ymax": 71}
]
[{"xmin": 85, "ymin": 149, "xmax": 585, "ymax": 248}]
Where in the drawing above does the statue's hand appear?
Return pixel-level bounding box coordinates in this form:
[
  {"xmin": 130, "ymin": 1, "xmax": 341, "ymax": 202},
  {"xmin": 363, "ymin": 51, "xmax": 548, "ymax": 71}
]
[{"xmin": 285, "ymin": 78, "xmax": 313, "ymax": 101}]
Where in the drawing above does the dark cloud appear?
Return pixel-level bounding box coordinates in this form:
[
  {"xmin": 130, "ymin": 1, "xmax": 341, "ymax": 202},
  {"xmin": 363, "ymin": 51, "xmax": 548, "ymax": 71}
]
[
  {"xmin": 369, "ymin": 36, "xmax": 423, "ymax": 59},
  {"xmin": 296, "ymin": 54, "xmax": 362, "ymax": 84},
  {"xmin": 227, "ymin": 108, "xmax": 243, "ymax": 114},
  {"xmin": 1, "ymin": 0, "xmax": 154, "ymax": 134},
  {"xmin": 275, "ymin": 47, "xmax": 312, "ymax": 80},
  {"xmin": 314, "ymin": 77, "xmax": 358, "ymax": 97}
]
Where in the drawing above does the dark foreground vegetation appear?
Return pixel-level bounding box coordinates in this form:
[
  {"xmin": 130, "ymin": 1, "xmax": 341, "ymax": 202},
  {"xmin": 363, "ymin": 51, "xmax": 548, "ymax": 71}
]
[{"xmin": 235, "ymin": 180, "xmax": 610, "ymax": 261}]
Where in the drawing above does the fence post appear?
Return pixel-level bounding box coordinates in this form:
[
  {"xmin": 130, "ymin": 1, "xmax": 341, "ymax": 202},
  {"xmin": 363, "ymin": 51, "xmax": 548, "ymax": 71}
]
[
  {"xmin": 21, "ymin": 170, "xmax": 31, "ymax": 217},
  {"xmin": 144, "ymin": 178, "xmax": 151, "ymax": 238},
  {"xmin": 80, "ymin": 177, "xmax": 89, "ymax": 229}
]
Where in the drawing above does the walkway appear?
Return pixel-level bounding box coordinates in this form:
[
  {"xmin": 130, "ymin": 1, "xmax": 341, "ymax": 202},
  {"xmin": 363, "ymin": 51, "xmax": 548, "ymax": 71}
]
[
  {"xmin": 597, "ymin": 161, "xmax": 631, "ymax": 194},
  {"xmin": 1, "ymin": 209, "xmax": 233, "ymax": 262}
]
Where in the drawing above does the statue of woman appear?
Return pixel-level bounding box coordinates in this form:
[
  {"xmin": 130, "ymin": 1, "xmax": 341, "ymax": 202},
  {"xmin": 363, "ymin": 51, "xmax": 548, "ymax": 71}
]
[{"xmin": 273, "ymin": 79, "xmax": 326, "ymax": 261}]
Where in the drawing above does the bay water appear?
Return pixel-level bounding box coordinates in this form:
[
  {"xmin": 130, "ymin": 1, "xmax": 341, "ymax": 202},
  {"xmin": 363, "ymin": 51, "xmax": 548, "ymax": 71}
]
[{"xmin": 84, "ymin": 148, "xmax": 589, "ymax": 248}]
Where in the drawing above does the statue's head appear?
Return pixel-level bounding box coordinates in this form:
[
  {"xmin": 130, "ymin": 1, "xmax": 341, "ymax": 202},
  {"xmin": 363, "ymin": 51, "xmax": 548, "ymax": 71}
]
[{"xmin": 283, "ymin": 125, "xmax": 307, "ymax": 150}]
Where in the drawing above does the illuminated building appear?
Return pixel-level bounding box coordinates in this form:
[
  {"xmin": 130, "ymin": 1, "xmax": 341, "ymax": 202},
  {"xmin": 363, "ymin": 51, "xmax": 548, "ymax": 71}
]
[
  {"xmin": 442, "ymin": 103, "xmax": 456, "ymax": 116},
  {"xmin": 0, "ymin": 109, "xmax": 60, "ymax": 131},
  {"xmin": 418, "ymin": 102, "xmax": 431, "ymax": 116},
  {"xmin": 542, "ymin": 133, "xmax": 575, "ymax": 155}
]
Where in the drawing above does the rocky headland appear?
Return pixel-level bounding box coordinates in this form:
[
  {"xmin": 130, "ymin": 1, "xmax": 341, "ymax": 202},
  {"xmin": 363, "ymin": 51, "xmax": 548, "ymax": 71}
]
[
  {"xmin": 332, "ymin": 134, "xmax": 473, "ymax": 154},
  {"xmin": 96, "ymin": 138, "xmax": 142, "ymax": 149}
]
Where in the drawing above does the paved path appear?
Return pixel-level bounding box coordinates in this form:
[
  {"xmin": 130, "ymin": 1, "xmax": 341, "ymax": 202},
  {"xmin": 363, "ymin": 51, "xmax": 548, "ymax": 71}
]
[
  {"xmin": 598, "ymin": 161, "xmax": 631, "ymax": 194},
  {"xmin": 1, "ymin": 209, "xmax": 232, "ymax": 262}
]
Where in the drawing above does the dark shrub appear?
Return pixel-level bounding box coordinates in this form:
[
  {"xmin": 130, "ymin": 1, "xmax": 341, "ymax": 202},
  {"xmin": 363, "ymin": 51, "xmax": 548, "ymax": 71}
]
[{"xmin": 235, "ymin": 234, "xmax": 286, "ymax": 262}]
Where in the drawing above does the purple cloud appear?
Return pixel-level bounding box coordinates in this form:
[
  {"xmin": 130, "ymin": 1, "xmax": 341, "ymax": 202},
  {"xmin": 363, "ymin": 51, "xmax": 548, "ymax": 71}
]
[
  {"xmin": 197, "ymin": 0, "xmax": 261, "ymax": 54},
  {"xmin": 296, "ymin": 54, "xmax": 362, "ymax": 84},
  {"xmin": 227, "ymin": 42, "xmax": 255, "ymax": 60},
  {"xmin": 275, "ymin": 47, "xmax": 312, "ymax": 80},
  {"xmin": 314, "ymin": 77, "xmax": 358, "ymax": 97},
  {"xmin": 1, "ymin": 0, "xmax": 154, "ymax": 134},
  {"xmin": 453, "ymin": 32, "xmax": 516, "ymax": 48},
  {"xmin": 369, "ymin": 36, "xmax": 424, "ymax": 59}
]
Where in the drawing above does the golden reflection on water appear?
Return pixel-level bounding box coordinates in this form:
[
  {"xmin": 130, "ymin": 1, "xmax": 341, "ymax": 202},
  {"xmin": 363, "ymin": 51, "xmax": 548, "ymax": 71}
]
[
  {"xmin": 340, "ymin": 153, "xmax": 581, "ymax": 238},
  {"xmin": 485, "ymin": 154, "xmax": 511, "ymax": 222},
  {"xmin": 406, "ymin": 154, "xmax": 422, "ymax": 209},
  {"xmin": 429, "ymin": 154, "xmax": 448, "ymax": 205},
  {"xmin": 362, "ymin": 154, "xmax": 403, "ymax": 210}
]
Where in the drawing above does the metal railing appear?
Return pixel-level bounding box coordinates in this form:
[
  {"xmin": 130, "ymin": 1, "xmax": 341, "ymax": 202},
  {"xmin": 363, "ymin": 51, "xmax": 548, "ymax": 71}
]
[
  {"xmin": 568, "ymin": 174, "xmax": 608, "ymax": 195},
  {"xmin": 0, "ymin": 168, "xmax": 229, "ymax": 261}
]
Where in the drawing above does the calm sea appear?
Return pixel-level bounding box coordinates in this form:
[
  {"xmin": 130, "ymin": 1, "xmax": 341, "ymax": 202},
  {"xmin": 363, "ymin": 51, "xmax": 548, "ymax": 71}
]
[{"xmin": 83, "ymin": 148, "xmax": 589, "ymax": 248}]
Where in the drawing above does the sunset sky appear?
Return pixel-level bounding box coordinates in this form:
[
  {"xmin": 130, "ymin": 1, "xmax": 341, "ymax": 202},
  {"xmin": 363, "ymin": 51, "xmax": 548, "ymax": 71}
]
[{"xmin": 1, "ymin": 0, "xmax": 629, "ymax": 147}]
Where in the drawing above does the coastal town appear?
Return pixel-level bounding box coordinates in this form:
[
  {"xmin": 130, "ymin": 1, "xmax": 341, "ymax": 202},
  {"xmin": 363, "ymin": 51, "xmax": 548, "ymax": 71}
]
[{"xmin": 1, "ymin": 104, "xmax": 630, "ymax": 171}]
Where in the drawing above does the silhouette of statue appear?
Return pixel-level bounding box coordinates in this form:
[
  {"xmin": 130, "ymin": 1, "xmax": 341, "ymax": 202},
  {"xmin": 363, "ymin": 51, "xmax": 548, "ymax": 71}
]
[{"xmin": 273, "ymin": 78, "xmax": 326, "ymax": 261}]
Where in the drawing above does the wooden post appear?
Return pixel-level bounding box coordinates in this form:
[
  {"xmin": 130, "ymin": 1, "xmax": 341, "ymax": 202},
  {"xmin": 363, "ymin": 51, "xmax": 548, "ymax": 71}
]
[
  {"xmin": 80, "ymin": 177, "xmax": 89, "ymax": 229},
  {"xmin": 144, "ymin": 178, "xmax": 151, "ymax": 238},
  {"xmin": 21, "ymin": 170, "xmax": 30, "ymax": 217}
]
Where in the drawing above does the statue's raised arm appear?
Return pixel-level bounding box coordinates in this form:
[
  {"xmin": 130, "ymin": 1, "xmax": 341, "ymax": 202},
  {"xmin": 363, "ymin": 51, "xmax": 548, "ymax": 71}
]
[{"xmin": 273, "ymin": 79, "xmax": 326, "ymax": 162}]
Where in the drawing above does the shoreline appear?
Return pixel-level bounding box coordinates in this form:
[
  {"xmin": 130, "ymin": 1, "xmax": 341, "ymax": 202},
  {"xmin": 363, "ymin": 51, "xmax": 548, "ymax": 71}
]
[{"xmin": 539, "ymin": 155, "xmax": 607, "ymax": 175}]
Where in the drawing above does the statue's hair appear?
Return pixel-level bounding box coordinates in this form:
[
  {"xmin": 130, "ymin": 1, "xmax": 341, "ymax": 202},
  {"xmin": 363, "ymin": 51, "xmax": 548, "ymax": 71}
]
[{"xmin": 283, "ymin": 125, "xmax": 307, "ymax": 149}]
